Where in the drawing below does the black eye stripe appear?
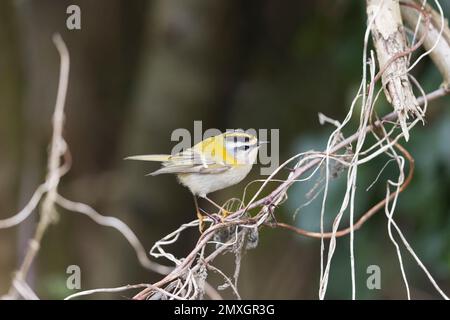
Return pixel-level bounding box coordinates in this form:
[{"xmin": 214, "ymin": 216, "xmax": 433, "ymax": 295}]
[
  {"xmin": 236, "ymin": 144, "xmax": 251, "ymax": 151},
  {"xmin": 227, "ymin": 136, "xmax": 253, "ymax": 143}
]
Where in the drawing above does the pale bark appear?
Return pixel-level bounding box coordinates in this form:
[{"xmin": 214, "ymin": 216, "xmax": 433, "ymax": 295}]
[
  {"xmin": 367, "ymin": 0, "xmax": 421, "ymax": 141},
  {"xmin": 402, "ymin": 1, "xmax": 450, "ymax": 86}
]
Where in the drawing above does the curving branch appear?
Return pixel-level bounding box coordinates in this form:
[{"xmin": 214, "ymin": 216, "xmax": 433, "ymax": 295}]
[{"xmin": 5, "ymin": 34, "xmax": 70, "ymax": 299}]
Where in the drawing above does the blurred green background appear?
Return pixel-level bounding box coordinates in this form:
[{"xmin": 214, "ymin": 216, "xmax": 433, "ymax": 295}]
[{"xmin": 0, "ymin": 0, "xmax": 449, "ymax": 299}]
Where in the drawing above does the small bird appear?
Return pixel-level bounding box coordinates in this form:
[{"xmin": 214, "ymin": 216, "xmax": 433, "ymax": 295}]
[{"xmin": 126, "ymin": 131, "xmax": 264, "ymax": 232}]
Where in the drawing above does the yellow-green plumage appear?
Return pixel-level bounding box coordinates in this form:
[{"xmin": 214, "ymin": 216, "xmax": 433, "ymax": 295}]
[{"xmin": 126, "ymin": 132, "xmax": 259, "ymax": 197}]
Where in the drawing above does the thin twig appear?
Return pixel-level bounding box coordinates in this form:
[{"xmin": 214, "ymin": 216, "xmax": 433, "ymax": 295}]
[
  {"xmin": 55, "ymin": 194, "xmax": 173, "ymax": 275},
  {"xmin": 274, "ymin": 142, "xmax": 414, "ymax": 238},
  {"xmin": 7, "ymin": 34, "xmax": 70, "ymax": 298},
  {"xmin": 64, "ymin": 284, "xmax": 168, "ymax": 300},
  {"xmin": 0, "ymin": 183, "xmax": 48, "ymax": 229},
  {"xmin": 207, "ymin": 264, "xmax": 241, "ymax": 300}
]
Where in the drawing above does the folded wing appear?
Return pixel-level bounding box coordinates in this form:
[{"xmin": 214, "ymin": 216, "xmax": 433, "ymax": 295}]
[{"xmin": 153, "ymin": 148, "xmax": 230, "ymax": 175}]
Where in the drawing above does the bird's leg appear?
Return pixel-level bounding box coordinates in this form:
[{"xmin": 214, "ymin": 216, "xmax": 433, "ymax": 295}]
[
  {"xmin": 193, "ymin": 195, "xmax": 205, "ymax": 233},
  {"xmin": 194, "ymin": 196, "xmax": 220, "ymax": 232},
  {"xmin": 204, "ymin": 196, "xmax": 230, "ymax": 220}
]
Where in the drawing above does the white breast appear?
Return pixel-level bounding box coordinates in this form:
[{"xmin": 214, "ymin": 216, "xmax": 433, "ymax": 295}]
[{"xmin": 177, "ymin": 164, "xmax": 253, "ymax": 198}]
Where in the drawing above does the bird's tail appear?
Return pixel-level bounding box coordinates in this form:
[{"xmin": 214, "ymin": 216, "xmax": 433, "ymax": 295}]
[{"xmin": 124, "ymin": 154, "xmax": 171, "ymax": 162}]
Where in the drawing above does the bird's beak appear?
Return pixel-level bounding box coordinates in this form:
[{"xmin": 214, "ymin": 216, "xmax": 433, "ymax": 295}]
[{"xmin": 258, "ymin": 141, "xmax": 269, "ymax": 146}]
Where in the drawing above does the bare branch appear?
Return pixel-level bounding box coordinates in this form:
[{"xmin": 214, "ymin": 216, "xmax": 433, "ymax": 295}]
[
  {"xmin": 64, "ymin": 284, "xmax": 177, "ymax": 300},
  {"xmin": 207, "ymin": 264, "xmax": 241, "ymax": 300},
  {"xmin": 6, "ymin": 34, "xmax": 70, "ymax": 299},
  {"xmin": 274, "ymin": 141, "xmax": 415, "ymax": 239},
  {"xmin": 402, "ymin": 0, "xmax": 450, "ymax": 85},
  {"xmin": 0, "ymin": 183, "xmax": 48, "ymax": 229},
  {"xmin": 367, "ymin": 0, "xmax": 424, "ymax": 141},
  {"xmin": 55, "ymin": 195, "xmax": 173, "ymax": 275}
]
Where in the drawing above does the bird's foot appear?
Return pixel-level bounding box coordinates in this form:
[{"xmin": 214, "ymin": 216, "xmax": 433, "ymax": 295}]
[
  {"xmin": 197, "ymin": 211, "xmax": 206, "ymax": 233},
  {"xmin": 197, "ymin": 209, "xmax": 224, "ymax": 232},
  {"xmin": 219, "ymin": 209, "xmax": 231, "ymax": 223}
]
